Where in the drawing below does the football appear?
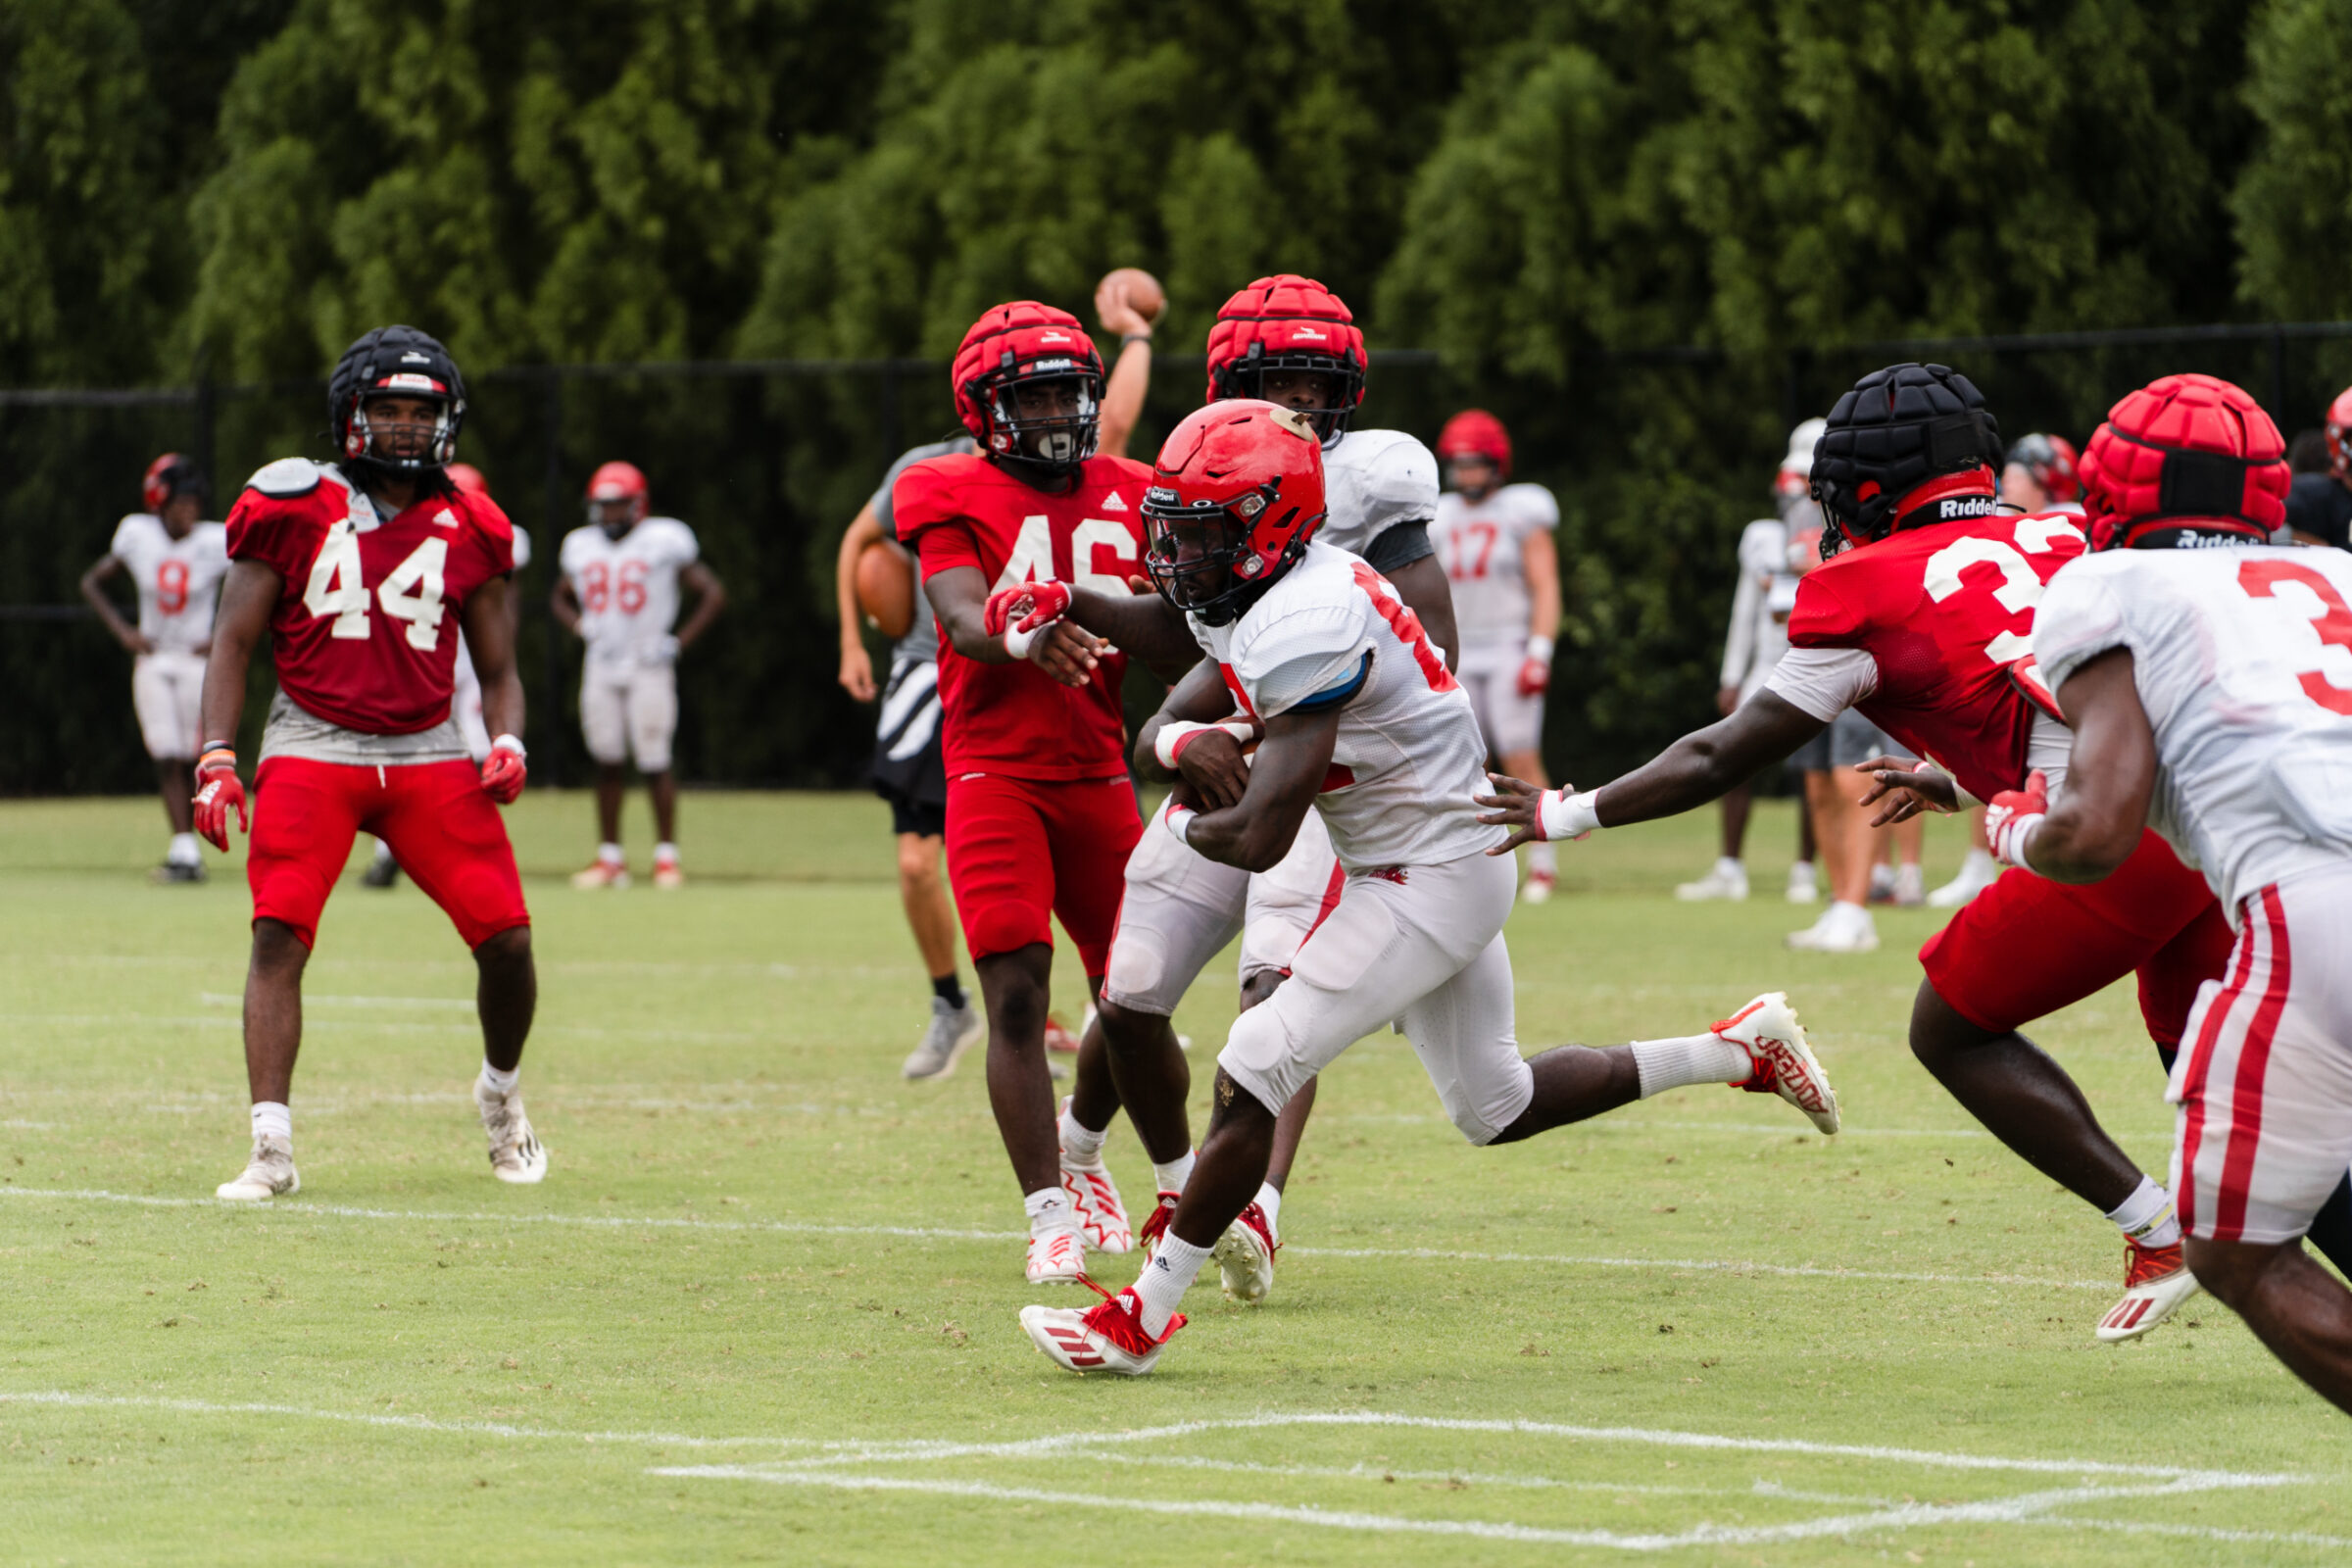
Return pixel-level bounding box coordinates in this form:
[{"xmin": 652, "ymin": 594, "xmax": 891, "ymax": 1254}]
[
  {"xmin": 1100, "ymin": 266, "xmax": 1164, "ymax": 324},
  {"xmin": 856, "ymin": 539, "xmax": 917, "ymax": 639}
]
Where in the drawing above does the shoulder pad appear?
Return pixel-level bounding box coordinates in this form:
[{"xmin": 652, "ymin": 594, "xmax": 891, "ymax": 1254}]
[{"xmin": 246, "ymin": 458, "xmax": 326, "ymax": 498}]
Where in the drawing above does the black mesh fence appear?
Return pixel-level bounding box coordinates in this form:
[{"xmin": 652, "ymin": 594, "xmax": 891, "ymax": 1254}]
[{"xmin": 8, "ymin": 324, "xmax": 2352, "ymax": 796}]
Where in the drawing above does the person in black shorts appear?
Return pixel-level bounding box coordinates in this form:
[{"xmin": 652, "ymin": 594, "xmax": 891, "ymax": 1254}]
[
  {"xmin": 836, "ymin": 437, "xmax": 984, "ymax": 1079},
  {"xmin": 2286, "ymin": 392, "xmax": 2352, "ymax": 550}
]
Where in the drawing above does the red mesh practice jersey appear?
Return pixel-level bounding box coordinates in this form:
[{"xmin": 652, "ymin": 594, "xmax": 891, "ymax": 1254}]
[
  {"xmin": 1787, "ymin": 510, "xmax": 2086, "ymax": 803},
  {"xmin": 894, "ymin": 453, "xmax": 1152, "ymax": 779},
  {"xmin": 226, "ymin": 459, "xmax": 516, "ymax": 735}
]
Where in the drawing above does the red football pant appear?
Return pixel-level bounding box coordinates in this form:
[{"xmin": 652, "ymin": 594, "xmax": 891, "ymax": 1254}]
[
  {"xmin": 249, "ymin": 757, "xmax": 530, "ymax": 951},
  {"xmin": 945, "ymin": 773, "xmax": 1141, "ymax": 976},
  {"xmin": 1919, "ymin": 828, "xmax": 2232, "ymax": 1049}
]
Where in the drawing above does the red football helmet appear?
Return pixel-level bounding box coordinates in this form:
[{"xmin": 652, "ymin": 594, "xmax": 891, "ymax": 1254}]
[
  {"xmin": 2080, "ymin": 373, "xmax": 2288, "ymax": 550},
  {"xmin": 142, "ymin": 453, "xmax": 206, "ymax": 513},
  {"xmin": 446, "ymin": 463, "xmax": 491, "ymax": 499},
  {"xmin": 1437, "ymin": 410, "xmax": 1512, "ymax": 479},
  {"xmin": 952, "ymin": 302, "xmax": 1103, "ymax": 478},
  {"xmin": 1204, "ymin": 274, "xmax": 1367, "ymax": 442},
  {"xmin": 2325, "ymin": 387, "xmax": 2352, "ymax": 479},
  {"xmin": 586, "ymin": 461, "xmax": 649, "ymax": 529},
  {"xmin": 2005, "ymin": 433, "xmax": 2081, "ymax": 503},
  {"xmin": 1143, "ymin": 400, "xmax": 1327, "ymax": 626}
]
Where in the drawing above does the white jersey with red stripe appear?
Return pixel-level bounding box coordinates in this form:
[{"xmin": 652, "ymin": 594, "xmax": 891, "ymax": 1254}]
[
  {"xmin": 2034, "ymin": 545, "xmax": 2352, "ymax": 916},
  {"xmin": 1190, "ymin": 540, "xmax": 1498, "ymax": 869}
]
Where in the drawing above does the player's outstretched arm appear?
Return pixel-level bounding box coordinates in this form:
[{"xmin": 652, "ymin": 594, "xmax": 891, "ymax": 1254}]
[
  {"xmin": 1063, "ymin": 582, "xmax": 1202, "ymax": 682},
  {"xmin": 927, "ymin": 564, "xmax": 1103, "ymax": 686},
  {"xmin": 78, "ymin": 554, "xmax": 148, "ymax": 655},
  {"xmin": 1475, "ymin": 691, "xmax": 1824, "ymax": 851},
  {"xmin": 1135, "ymin": 661, "xmax": 1256, "ymax": 811},
  {"xmin": 2009, "ymin": 649, "xmax": 2154, "ymax": 884},
  {"xmin": 1170, "ymin": 706, "xmax": 1340, "ymax": 873},
  {"xmin": 834, "ymin": 504, "xmax": 886, "ymax": 701},
  {"xmin": 675, "ymin": 560, "xmax": 727, "ymax": 653}
]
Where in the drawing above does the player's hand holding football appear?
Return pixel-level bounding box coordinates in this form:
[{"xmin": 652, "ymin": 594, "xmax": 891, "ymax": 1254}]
[
  {"xmin": 191, "ymin": 746, "xmax": 246, "ymax": 851},
  {"xmin": 480, "ymin": 735, "xmax": 528, "ymax": 806},
  {"xmin": 1853, "ymin": 755, "xmax": 1960, "ymax": 826},
  {"xmin": 1475, "ymin": 771, "xmax": 1599, "ymax": 852},
  {"xmin": 1156, "ymin": 717, "xmax": 1261, "ymax": 811}
]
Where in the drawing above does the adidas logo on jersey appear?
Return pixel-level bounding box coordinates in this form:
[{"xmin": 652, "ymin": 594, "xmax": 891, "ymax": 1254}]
[
  {"xmin": 1101, "ymin": 493, "xmax": 1127, "ymax": 511},
  {"xmin": 432, "ymin": 508, "xmax": 459, "ymax": 529}
]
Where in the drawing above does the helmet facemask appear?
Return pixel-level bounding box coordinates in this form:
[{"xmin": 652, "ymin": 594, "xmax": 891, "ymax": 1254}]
[
  {"xmin": 980, "ymin": 360, "xmax": 1102, "ymax": 480},
  {"xmin": 1214, "ymin": 349, "xmax": 1362, "ymax": 444},
  {"xmin": 1144, "ymin": 484, "xmax": 1298, "ymax": 627},
  {"xmin": 346, "ymin": 387, "xmax": 461, "ymax": 474}
]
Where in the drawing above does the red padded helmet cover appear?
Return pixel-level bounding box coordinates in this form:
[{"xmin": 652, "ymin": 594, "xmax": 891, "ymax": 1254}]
[
  {"xmin": 2080, "ymin": 373, "xmax": 2287, "ymax": 549},
  {"xmin": 1437, "ymin": 410, "xmax": 1512, "ymax": 476},
  {"xmin": 951, "ymin": 302, "xmax": 1102, "ymax": 450},
  {"xmin": 2326, "ymin": 387, "xmax": 2352, "ymax": 479},
  {"xmin": 1203, "ymin": 275, "xmax": 1367, "ymax": 407}
]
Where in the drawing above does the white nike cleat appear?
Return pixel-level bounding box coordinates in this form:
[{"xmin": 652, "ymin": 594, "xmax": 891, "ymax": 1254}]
[
  {"xmin": 2096, "ymin": 1239, "xmax": 2201, "ymax": 1343},
  {"xmin": 1058, "ymin": 1101, "xmax": 1133, "ymax": 1252},
  {"xmin": 1715, "ymin": 992, "xmax": 1839, "ymax": 1135},
  {"xmin": 475, "ymin": 1078, "xmax": 549, "ymax": 1184},
  {"xmin": 1212, "ymin": 1200, "xmax": 1279, "ymax": 1304},
  {"xmin": 216, "ymin": 1136, "xmax": 298, "ymax": 1200},
  {"xmin": 1676, "ymin": 858, "xmax": 1749, "ymax": 902},
  {"xmin": 1025, "ymin": 1228, "xmax": 1086, "ymax": 1285},
  {"xmin": 1020, "ymin": 1284, "xmax": 1185, "ymax": 1376}
]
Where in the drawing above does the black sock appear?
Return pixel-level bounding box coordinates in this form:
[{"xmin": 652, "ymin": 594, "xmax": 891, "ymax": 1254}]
[
  {"xmin": 2306, "ymin": 1175, "xmax": 2352, "ymax": 1279},
  {"xmin": 932, "ymin": 973, "xmax": 965, "ymax": 1011}
]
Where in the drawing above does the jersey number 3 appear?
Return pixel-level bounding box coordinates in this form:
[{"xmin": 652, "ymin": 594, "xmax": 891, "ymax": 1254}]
[
  {"xmin": 2239, "ymin": 558, "xmax": 2352, "ymax": 716},
  {"xmin": 1923, "ymin": 515, "xmax": 2083, "ymax": 663},
  {"xmin": 304, "ymin": 524, "xmax": 449, "ymax": 650}
]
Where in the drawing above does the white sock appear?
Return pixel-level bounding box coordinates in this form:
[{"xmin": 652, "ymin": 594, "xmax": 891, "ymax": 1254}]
[
  {"xmin": 1252, "ymin": 1181, "xmax": 1283, "ymax": 1237},
  {"xmin": 478, "ymin": 1060, "xmax": 519, "ymax": 1097},
  {"xmin": 1152, "ymin": 1150, "xmax": 1197, "ymax": 1194},
  {"xmin": 655, "ymin": 841, "xmax": 679, "ymax": 863},
  {"xmin": 1134, "ymin": 1234, "xmax": 1211, "ymax": 1335},
  {"xmin": 1024, "ymin": 1186, "xmax": 1077, "ymax": 1238},
  {"xmin": 251, "ymin": 1101, "xmax": 291, "ymax": 1147},
  {"xmin": 1631, "ymin": 1034, "xmax": 1750, "ymax": 1098},
  {"xmin": 1527, "ymin": 841, "xmax": 1557, "ymax": 874},
  {"xmin": 1790, "ymin": 859, "xmax": 1814, "ymax": 878},
  {"xmin": 1715, "ymin": 856, "xmax": 1741, "ymax": 877},
  {"xmin": 2106, "ymin": 1176, "xmax": 2181, "ymax": 1249},
  {"xmin": 169, "ymin": 832, "xmax": 200, "ymax": 865},
  {"xmin": 1058, "ymin": 1103, "xmax": 1107, "ymax": 1163},
  {"xmin": 598, "ymin": 842, "xmax": 624, "ymax": 866}
]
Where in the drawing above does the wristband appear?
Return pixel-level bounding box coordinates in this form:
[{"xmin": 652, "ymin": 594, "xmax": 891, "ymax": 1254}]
[
  {"xmin": 1120, "ymin": 332, "xmax": 1153, "ymax": 347},
  {"xmin": 1004, "ymin": 621, "xmax": 1045, "ymax": 661},
  {"xmin": 196, "ymin": 746, "xmax": 236, "ymax": 774},
  {"xmin": 1152, "ymin": 719, "xmax": 1256, "ymax": 771},
  {"xmin": 1525, "ymin": 634, "xmax": 1555, "ymax": 663},
  {"xmin": 1165, "ymin": 803, "xmax": 1196, "ymax": 847},
  {"xmin": 1538, "ymin": 789, "xmax": 1601, "ymax": 842},
  {"xmin": 490, "ymin": 734, "xmax": 525, "ymax": 759}
]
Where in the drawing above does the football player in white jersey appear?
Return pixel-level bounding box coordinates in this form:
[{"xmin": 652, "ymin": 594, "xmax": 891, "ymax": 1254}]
[
  {"xmin": 1431, "ymin": 410, "xmax": 1563, "ymax": 902},
  {"xmin": 1994, "ymin": 372, "xmax": 2352, "ymax": 1413},
  {"xmin": 1050, "ymin": 275, "xmax": 1458, "ymax": 1299},
  {"xmin": 1012, "ymin": 401, "xmax": 1838, "ymax": 1376},
  {"xmin": 79, "ymin": 454, "xmax": 228, "ymax": 882},
  {"xmin": 553, "ymin": 462, "xmax": 726, "ymax": 888}
]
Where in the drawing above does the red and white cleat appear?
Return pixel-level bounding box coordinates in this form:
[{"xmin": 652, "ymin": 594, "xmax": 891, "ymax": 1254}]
[
  {"xmin": 1135, "ymin": 1191, "xmax": 1180, "ymax": 1268},
  {"xmin": 652, "ymin": 853, "xmax": 684, "ymax": 890},
  {"xmin": 1026, "ymin": 1228, "xmax": 1086, "ymax": 1286},
  {"xmin": 2096, "ymin": 1238, "xmax": 2200, "ymax": 1343},
  {"xmin": 1521, "ymin": 867, "xmax": 1557, "ymax": 905},
  {"xmin": 1020, "ymin": 1283, "xmax": 1185, "ymax": 1376},
  {"xmin": 569, "ymin": 859, "xmax": 628, "ymax": 890},
  {"xmin": 1058, "ymin": 1101, "xmax": 1133, "ymax": 1253},
  {"xmin": 1715, "ymin": 991, "xmax": 1839, "ymax": 1135},
  {"xmin": 1043, "ymin": 1013, "xmax": 1083, "ymax": 1054},
  {"xmin": 1213, "ymin": 1200, "xmax": 1279, "ymax": 1304}
]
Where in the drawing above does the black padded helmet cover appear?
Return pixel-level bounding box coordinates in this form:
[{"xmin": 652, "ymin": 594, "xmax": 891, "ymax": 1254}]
[{"xmin": 1809, "ymin": 363, "xmax": 2003, "ymax": 555}]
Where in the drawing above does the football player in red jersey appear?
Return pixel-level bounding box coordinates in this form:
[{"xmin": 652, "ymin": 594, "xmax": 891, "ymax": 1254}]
[
  {"xmin": 1479, "ymin": 362, "xmax": 2241, "ymax": 1343},
  {"xmin": 193, "ymin": 325, "xmax": 544, "ymax": 1200},
  {"xmin": 893, "ymin": 302, "xmax": 1199, "ymax": 1284}
]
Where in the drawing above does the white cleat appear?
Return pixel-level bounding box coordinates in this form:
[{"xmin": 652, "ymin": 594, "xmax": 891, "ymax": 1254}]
[
  {"xmin": 1020, "ymin": 1285, "xmax": 1184, "ymax": 1377},
  {"xmin": 1786, "ymin": 903, "xmax": 1878, "ymax": 953},
  {"xmin": 216, "ymin": 1136, "xmax": 299, "ymax": 1200},
  {"xmin": 476, "ymin": 1079, "xmax": 548, "ymax": 1184},
  {"xmin": 902, "ymin": 999, "xmax": 981, "ymax": 1081},
  {"xmin": 1715, "ymin": 992, "xmax": 1839, "ymax": 1135},
  {"xmin": 1520, "ymin": 868, "xmax": 1556, "ymax": 905},
  {"xmin": 570, "ymin": 860, "xmax": 628, "ymax": 890},
  {"xmin": 1212, "ymin": 1200, "xmax": 1280, "ymax": 1304},
  {"xmin": 1786, "ymin": 860, "xmax": 1818, "ymax": 905},
  {"xmin": 2096, "ymin": 1239, "xmax": 2202, "ymax": 1343},
  {"xmin": 1058, "ymin": 1102, "xmax": 1133, "ymax": 1252},
  {"xmin": 1026, "ymin": 1228, "xmax": 1086, "ymax": 1285},
  {"xmin": 1929, "ymin": 853, "xmax": 2001, "ymax": 908},
  {"xmin": 1676, "ymin": 858, "xmax": 1750, "ymax": 902}
]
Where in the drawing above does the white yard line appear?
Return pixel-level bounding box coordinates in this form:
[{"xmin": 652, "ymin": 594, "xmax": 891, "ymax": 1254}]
[
  {"xmin": 0, "ymin": 1391, "xmax": 816, "ymax": 1449},
  {"xmin": 0, "ymin": 1186, "xmax": 2113, "ymax": 1289}
]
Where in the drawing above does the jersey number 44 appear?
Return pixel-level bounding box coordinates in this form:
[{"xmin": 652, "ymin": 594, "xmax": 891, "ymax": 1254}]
[{"xmin": 304, "ymin": 520, "xmax": 449, "ymax": 651}]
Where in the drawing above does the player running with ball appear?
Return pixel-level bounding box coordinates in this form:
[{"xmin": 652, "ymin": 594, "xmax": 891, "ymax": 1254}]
[
  {"xmin": 2003, "ymin": 371, "xmax": 2352, "ymax": 1413},
  {"xmin": 194, "ymin": 325, "xmax": 543, "ymax": 1199},
  {"xmin": 1017, "ymin": 401, "xmax": 1838, "ymax": 1376}
]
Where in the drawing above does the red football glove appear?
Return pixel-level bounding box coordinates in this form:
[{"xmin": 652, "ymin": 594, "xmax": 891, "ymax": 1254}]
[
  {"xmin": 982, "ymin": 580, "xmax": 1073, "ymax": 638},
  {"xmin": 480, "ymin": 735, "xmax": 527, "ymax": 805},
  {"xmin": 192, "ymin": 749, "xmax": 247, "ymax": 852},
  {"xmin": 1984, "ymin": 769, "xmax": 2049, "ymax": 871},
  {"xmin": 1515, "ymin": 656, "xmax": 1550, "ymax": 698}
]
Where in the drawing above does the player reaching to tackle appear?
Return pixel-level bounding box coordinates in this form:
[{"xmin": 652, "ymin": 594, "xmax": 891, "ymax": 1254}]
[
  {"xmin": 1480, "ymin": 363, "xmax": 2253, "ymax": 1341},
  {"xmin": 2001, "ymin": 371, "xmax": 2352, "ymax": 1412},
  {"xmin": 1017, "ymin": 401, "xmax": 1838, "ymax": 1376},
  {"xmin": 194, "ymin": 325, "xmax": 544, "ymax": 1199}
]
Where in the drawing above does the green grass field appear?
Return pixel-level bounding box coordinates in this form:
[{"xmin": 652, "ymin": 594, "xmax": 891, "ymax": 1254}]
[{"xmin": 3, "ymin": 792, "xmax": 2346, "ymax": 1565}]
